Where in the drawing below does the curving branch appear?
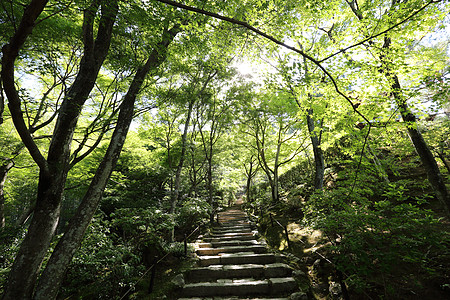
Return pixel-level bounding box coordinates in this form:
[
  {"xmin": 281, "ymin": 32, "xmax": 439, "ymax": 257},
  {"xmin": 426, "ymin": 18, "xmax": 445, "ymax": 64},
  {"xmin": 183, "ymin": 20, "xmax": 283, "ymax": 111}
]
[
  {"xmin": 154, "ymin": 0, "xmax": 371, "ymax": 125},
  {"xmin": 321, "ymin": 0, "xmax": 440, "ymax": 63},
  {"xmin": 1, "ymin": 0, "xmax": 50, "ymax": 175}
]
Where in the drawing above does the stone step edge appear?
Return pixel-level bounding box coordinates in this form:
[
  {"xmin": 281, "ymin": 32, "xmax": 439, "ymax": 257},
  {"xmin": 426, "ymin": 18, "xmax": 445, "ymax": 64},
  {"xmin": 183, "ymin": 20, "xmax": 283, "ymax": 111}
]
[
  {"xmin": 181, "ymin": 277, "xmax": 297, "ymax": 297},
  {"xmin": 197, "ymin": 253, "xmax": 284, "ymax": 266},
  {"xmin": 186, "ymin": 263, "xmax": 293, "ymax": 282},
  {"xmin": 196, "ymin": 245, "xmax": 266, "ymax": 255},
  {"xmin": 178, "ymin": 298, "xmax": 289, "ymax": 300},
  {"xmin": 196, "ymin": 240, "xmax": 265, "ymax": 248},
  {"xmin": 201, "ymin": 235, "xmax": 258, "ymax": 242}
]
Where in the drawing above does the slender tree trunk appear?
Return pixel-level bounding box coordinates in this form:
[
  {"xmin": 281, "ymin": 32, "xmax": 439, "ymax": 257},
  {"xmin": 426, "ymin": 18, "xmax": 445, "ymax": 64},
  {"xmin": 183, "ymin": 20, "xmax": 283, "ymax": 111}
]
[
  {"xmin": 1, "ymin": 1, "xmax": 117, "ymax": 299},
  {"xmin": 171, "ymin": 99, "xmax": 194, "ymax": 211},
  {"xmin": 0, "ymin": 161, "xmax": 14, "ymax": 229},
  {"xmin": 401, "ymin": 111, "xmax": 450, "ymax": 215},
  {"xmin": 16, "ymin": 202, "xmax": 35, "ymax": 226},
  {"xmin": 306, "ymin": 108, "xmax": 325, "ymax": 190},
  {"xmin": 382, "ymin": 37, "xmax": 449, "ymax": 216},
  {"xmin": 0, "ymin": 77, "xmax": 4, "ymax": 125},
  {"xmin": 207, "ymin": 149, "xmax": 214, "ymax": 223},
  {"xmin": 346, "ymin": 1, "xmax": 450, "ymax": 216},
  {"xmin": 245, "ymin": 156, "xmax": 256, "ymax": 202},
  {"xmin": 34, "ymin": 24, "xmax": 181, "ymax": 300},
  {"xmin": 170, "ymin": 98, "xmax": 194, "ymax": 241},
  {"xmin": 437, "ymin": 151, "xmax": 450, "ymax": 174}
]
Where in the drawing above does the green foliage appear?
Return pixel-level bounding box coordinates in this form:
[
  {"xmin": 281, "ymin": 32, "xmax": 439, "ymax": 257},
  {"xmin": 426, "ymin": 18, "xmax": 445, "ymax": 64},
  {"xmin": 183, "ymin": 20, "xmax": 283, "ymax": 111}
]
[
  {"xmin": 60, "ymin": 214, "xmax": 143, "ymax": 299},
  {"xmin": 177, "ymin": 197, "xmax": 210, "ymax": 233},
  {"xmin": 303, "ymin": 175, "xmax": 447, "ymax": 296},
  {"xmin": 0, "ymin": 226, "xmax": 26, "ymax": 291},
  {"xmin": 111, "ymin": 207, "xmax": 173, "ymax": 242}
]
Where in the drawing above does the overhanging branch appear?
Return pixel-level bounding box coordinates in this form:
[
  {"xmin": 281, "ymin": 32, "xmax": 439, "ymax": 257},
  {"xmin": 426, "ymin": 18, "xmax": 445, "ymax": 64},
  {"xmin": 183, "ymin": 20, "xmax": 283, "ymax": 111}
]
[{"xmin": 154, "ymin": 0, "xmax": 371, "ymax": 125}]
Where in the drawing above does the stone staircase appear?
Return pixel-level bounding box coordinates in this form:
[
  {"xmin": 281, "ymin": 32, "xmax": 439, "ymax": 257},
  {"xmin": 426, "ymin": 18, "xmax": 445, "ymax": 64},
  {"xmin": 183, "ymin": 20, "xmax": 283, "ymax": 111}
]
[{"xmin": 178, "ymin": 204, "xmax": 299, "ymax": 299}]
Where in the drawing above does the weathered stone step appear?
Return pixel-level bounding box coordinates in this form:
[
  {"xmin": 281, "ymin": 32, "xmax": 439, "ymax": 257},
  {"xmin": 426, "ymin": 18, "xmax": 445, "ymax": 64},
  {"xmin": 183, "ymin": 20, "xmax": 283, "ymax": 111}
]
[
  {"xmin": 186, "ymin": 263, "xmax": 293, "ymax": 283},
  {"xmin": 210, "ymin": 230, "xmax": 253, "ymax": 236},
  {"xmin": 214, "ymin": 223, "xmax": 254, "ymax": 230},
  {"xmin": 181, "ymin": 277, "xmax": 297, "ymax": 297},
  {"xmin": 212, "ymin": 227, "xmax": 253, "ymax": 234},
  {"xmin": 218, "ymin": 215, "xmax": 248, "ymax": 220},
  {"xmin": 198, "ymin": 253, "xmax": 281, "ymax": 267},
  {"xmin": 218, "ymin": 221, "xmax": 251, "ymax": 225},
  {"xmin": 219, "ymin": 216, "xmax": 250, "ymax": 220},
  {"xmin": 179, "ymin": 297, "xmax": 289, "ymax": 300},
  {"xmin": 209, "ymin": 232, "xmax": 256, "ymax": 237},
  {"xmin": 202, "ymin": 235, "xmax": 257, "ymax": 243},
  {"xmin": 196, "ymin": 245, "xmax": 267, "ymax": 256},
  {"xmin": 197, "ymin": 240, "xmax": 264, "ymax": 249}
]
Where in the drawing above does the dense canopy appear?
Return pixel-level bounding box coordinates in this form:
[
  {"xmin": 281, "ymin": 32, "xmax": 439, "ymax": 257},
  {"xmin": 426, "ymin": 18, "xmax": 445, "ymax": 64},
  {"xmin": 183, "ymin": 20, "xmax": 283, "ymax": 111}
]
[{"xmin": 0, "ymin": 0, "xmax": 449, "ymax": 299}]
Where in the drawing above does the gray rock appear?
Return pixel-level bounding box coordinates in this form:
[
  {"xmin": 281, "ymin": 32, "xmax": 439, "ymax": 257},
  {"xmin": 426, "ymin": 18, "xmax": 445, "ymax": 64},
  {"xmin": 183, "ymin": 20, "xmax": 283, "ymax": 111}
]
[
  {"xmin": 293, "ymin": 269, "xmax": 306, "ymax": 277},
  {"xmin": 172, "ymin": 274, "xmax": 185, "ymax": 288},
  {"xmin": 290, "ymin": 291, "xmax": 308, "ymax": 300},
  {"xmin": 329, "ymin": 281, "xmax": 342, "ymax": 299}
]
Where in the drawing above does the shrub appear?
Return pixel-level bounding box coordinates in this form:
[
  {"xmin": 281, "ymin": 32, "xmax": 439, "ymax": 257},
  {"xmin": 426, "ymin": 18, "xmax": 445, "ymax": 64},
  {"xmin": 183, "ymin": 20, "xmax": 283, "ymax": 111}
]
[{"xmin": 304, "ymin": 187, "xmax": 446, "ymax": 296}]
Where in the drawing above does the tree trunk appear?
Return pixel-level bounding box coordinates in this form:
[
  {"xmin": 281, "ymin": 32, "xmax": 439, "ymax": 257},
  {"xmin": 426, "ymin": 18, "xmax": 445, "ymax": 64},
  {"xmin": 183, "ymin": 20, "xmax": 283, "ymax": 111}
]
[
  {"xmin": 306, "ymin": 108, "xmax": 325, "ymax": 190},
  {"xmin": 272, "ymin": 166, "xmax": 279, "ymax": 202},
  {"xmin": 0, "ymin": 160, "xmax": 14, "ymax": 229},
  {"xmin": 16, "ymin": 202, "xmax": 35, "ymax": 226},
  {"xmin": 207, "ymin": 154, "xmax": 214, "ymax": 223},
  {"xmin": 402, "ymin": 114, "xmax": 450, "ymax": 215},
  {"xmin": 34, "ymin": 24, "xmax": 181, "ymax": 300},
  {"xmin": 1, "ymin": 1, "xmax": 117, "ymax": 299},
  {"xmin": 383, "ymin": 37, "xmax": 449, "ymax": 216},
  {"xmin": 170, "ymin": 98, "xmax": 194, "ymax": 241},
  {"xmin": 346, "ymin": 2, "xmax": 450, "ymax": 216},
  {"xmin": 437, "ymin": 151, "xmax": 450, "ymax": 174},
  {"xmin": 245, "ymin": 157, "xmax": 256, "ymax": 202}
]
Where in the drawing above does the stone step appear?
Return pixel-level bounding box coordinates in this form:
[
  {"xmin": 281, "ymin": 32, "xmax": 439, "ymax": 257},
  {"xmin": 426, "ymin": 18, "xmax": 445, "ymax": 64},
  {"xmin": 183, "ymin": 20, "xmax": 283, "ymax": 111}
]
[
  {"xmin": 218, "ymin": 221, "xmax": 252, "ymax": 226},
  {"xmin": 197, "ymin": 240, "xmax": 265, "ymax": 249},
  {"xmin": 178, "ymin": 297, "xmax": 289, "ymax": 300},
  {"xmin": 211, "ymin": 230, "xmax": 253, "ymax": 236},
  {"xmin": 186, "ymin": 263, "xmax": 293, "ymax": 283},
  {"xmin": 212, "ymin": 227, "xmax": 253, "ymax": 234},
  {"xmin": 218, "ymin": 215, "xmax": 248, "ymax": 220},
  {"xmin": 208, "ymin": 232, "xmax": 256, "ymax": 238},
  {"xmin": 202, "ymin": 235, "xmax": 257, "ymax": 243},
  {"xmin": 196, "ymin": 245, "xmax": 267, "ymax": 256},
  {"xmin": 198, "ymin": 253, "xmax": 281, "ymax": 267},
  {"xmin": 219, "ymin": 215, "xmax": 248, "ymax": 219},
  {"xmin": 218, "ymin": 221, "xmax": 250, "ymax": 225},
  {"xmin": 181, "ymin": 277, "xmax": 297, "ymax": 297},
  {"xmin": 214, "ymin": 223, "xmax": 254, "ymax": 229}
]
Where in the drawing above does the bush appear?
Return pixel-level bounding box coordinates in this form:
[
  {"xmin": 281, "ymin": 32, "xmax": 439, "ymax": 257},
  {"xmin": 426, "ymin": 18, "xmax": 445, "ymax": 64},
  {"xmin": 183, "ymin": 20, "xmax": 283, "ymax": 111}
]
[
  {"xmin": 60, "ymin": 214, "xmax": 143, "ymax": 299},
  {"xmin": 304, "ymin": 187, "xmax": 446, "ymax": 296},
  {"xmin": 177, "ymin": 197, "xmax": 210, "ymax": 234},
  {"xmin": 0, "ymin": 225, "xmax": 26, "ymax": 292}
]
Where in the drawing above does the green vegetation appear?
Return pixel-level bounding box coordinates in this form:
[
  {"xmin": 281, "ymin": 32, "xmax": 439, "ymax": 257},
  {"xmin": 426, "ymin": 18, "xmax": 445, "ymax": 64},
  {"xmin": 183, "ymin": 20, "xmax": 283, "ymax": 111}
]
[{"xmin": 0, "ymin": 0, "xmax": 449, "ymax": 299}]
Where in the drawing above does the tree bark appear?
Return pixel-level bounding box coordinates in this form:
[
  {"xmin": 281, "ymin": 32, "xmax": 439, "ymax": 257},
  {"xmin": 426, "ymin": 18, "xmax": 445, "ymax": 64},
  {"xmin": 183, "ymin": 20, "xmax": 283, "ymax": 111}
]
[
  {"xmin": 306, "ymin": 108, "xmax": 325, "ymax": 190},
  {"xmin": 1, "ymin": 1, "xmax": 117, "ymax": 299},
  {"xmin": 382, "ymin": 37, "xmax": 449, "ymax": 216},
  {"xmin": 170, "ymin": 97, "xmax": 194, "ymax": 241},
  {"xmin": 244, "ymin": 155, "xmax": 258, "ymax": 202},
  {"xmin": 34, "ymin": 24, "xmax": 182, "ymax": 300},
  {"xmin": 346, "ymin": 0, "xmax": 449, "ymax": 216},
  {"xmin": 437, "ymin": 151, "xmax": 450, "ymax": 175},
  {"xmin": 0, "ymin": 160, "xmax": 14, "ymax": 229}
]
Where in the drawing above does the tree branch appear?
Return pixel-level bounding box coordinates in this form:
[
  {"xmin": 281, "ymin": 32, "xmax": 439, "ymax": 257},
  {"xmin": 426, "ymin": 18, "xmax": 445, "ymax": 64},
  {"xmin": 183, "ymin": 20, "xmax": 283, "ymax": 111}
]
[
  {"xmin": 321, "ymin": 0, "xmax": 439, "ymax": 63},
  {"xmin": 154, "ymin": 0, "xmax": 371, "ymax": 126},
  {"xmin": 1, "ymin": 0, "xmax": 50, "ymax": 175}
]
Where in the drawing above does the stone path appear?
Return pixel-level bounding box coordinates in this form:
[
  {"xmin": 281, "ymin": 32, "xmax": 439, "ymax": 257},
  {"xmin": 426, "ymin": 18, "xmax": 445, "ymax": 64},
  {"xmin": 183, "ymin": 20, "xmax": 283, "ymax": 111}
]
[{"xmin": 178, "ymin": 202, "xmax": 299, "ymax": 299}]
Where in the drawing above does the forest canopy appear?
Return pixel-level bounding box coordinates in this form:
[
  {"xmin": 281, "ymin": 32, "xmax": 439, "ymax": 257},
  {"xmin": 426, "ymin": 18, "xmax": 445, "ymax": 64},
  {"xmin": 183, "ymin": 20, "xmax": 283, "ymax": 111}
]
[{"xmin": 0, "ymin": 0, "xmax": 449, "ymax": 299}]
